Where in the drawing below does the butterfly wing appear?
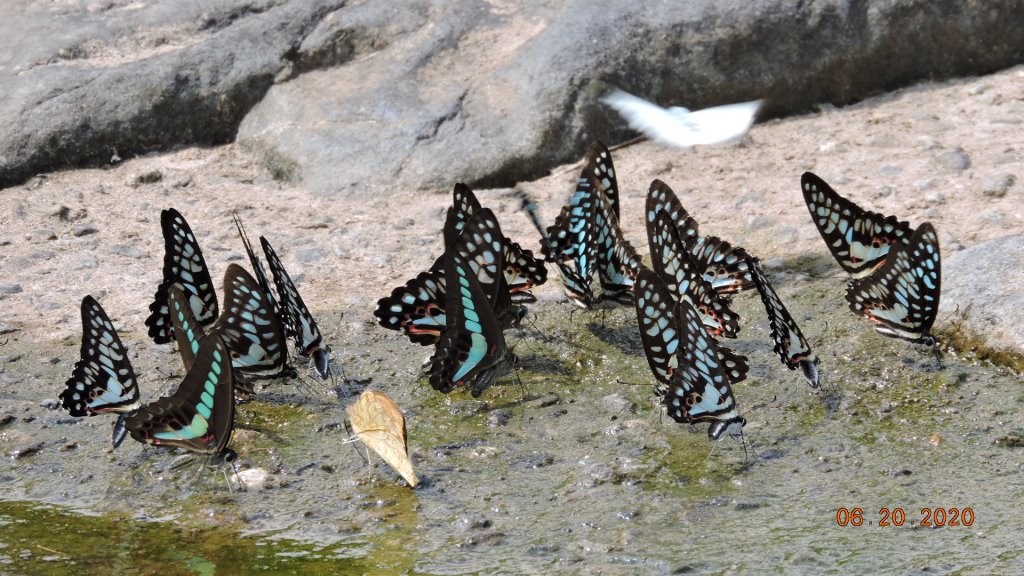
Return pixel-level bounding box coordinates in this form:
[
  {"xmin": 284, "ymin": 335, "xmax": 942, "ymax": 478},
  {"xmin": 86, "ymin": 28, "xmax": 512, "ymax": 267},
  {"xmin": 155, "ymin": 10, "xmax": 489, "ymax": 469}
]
[
  {"xmin": 450, "ymin": 208, "xmax": 524, "ymax": 328},
  {"xmin": 60, "ymin": 296, "xmax": 141, "ymax": 417},
  {"xmin": 233, "ymin": 214, "xmax": 277, "ymax": 306},
  {"xmin": 748, "ymin": 257, "xmax": 820, "ymax": 388},
  {"xmin": 126, "ymin": 334, "xmax": 235, "ymax": 456},
  {"xmin": 445, "ymin": 184, "xmax": 547, "ymax": 301},
  {"xmin": 634, "ymin": 267, "xmax": 681, "ymax": 389},
  {"xmin": 585, "ymin": 141, "xmax": 619, "ymax": 220},
  {"xmin": 168, "ymin": 284, "xmax": 207, "ymax": 371},
  {"xmin": 212, "ymin": 264, "xmax": 291, "ymax": 382},
  {"xmin": 145, "ymin": 209, "xmax": 219, "ymax": 344},
  {"xmin": 846, "ymin": 222, "xmax": 941, "ymax": 345},
  {"xmin": 646, "ymin": 180, "xmax": 751, "ymax": 294},
  {"xmin": 429, "ymin": 251, "xmax": 512, "ymax": 397},
  {"xmin": 260, "ymin": 237, "xmax": 330, "ymax": 379},
  {"xmin": 802, "ymin": 172, "xmax": 914, "ymax": 278},
  {"xmin": 647, "ymin": 211, "xmax": 740, "ymax": 337},
  {"xmin": 590, "ymin": 171, "xmax": 641, "ymax": 301},
  {"xmin": 374, "ymin": 260, "xmax": 447, "ymax": 346},
  {"xmin": 663, "ymin": 300, "xmax": 747, "ymax": 441}
]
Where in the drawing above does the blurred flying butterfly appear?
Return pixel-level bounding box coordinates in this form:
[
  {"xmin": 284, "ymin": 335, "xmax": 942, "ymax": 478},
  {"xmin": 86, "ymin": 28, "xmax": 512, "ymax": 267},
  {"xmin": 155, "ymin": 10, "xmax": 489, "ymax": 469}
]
[
  {"xmin": 145, "ymin": 209, "xmax": 219, "ymax": 344},
  {"xmin": 662, "ymin": 299, "xmax": 749, "ymax": 441},
  {"xmin": 212, "ymin": 264, "xmax": 294, "ymax": 391},
  {"xmin": 747, "ymin": 256, "xmax": 820, "ymax": 389},
  {"xmin": 646, "ymin": 180, "xmax": 753, "ymax": 294},
  {"xmin": 601, "ymin": 88, "xmax": 761, "ymax": 149},
  {"xmin": 801, "ymin": 172, "xmax": 913, "ymax": 278},
  {"xmin": 444, "ymin": 184, "xmax": 547, "ymax": 303},
  {"xmin": 647, "ymin": 210, "xmax": 740, "ymax": 338},
  {"xmin": 59, "ymin": 296, "xmax": 141, "ymax": 449},
  {"xmin": 429, "ymin": 250, "xmax": 515, "ymax": 397},
  {"xmin": 125, "ymin": 333, "xmax": 237, "ymax": 462},
  {"xmin": 375, "ymin": 208, "xmax": 524, "ymax": 344},
  {"xmin": 634, "ymin": 267, "xmax": 748, "ymax": 396},
  {"xmin": 260, "ymin": 237, "xmax": 333, "ymax": 380},
  {"xmin": 846, "ymin": 222, "xmax": 941, "ymax": 348}
]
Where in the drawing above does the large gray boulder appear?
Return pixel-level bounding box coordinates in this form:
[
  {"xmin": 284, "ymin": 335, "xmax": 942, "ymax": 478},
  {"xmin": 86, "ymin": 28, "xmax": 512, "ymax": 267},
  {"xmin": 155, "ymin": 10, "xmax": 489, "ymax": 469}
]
[
  {"xmin": 1, "ymin": 0, "xmax": 1023, "ymax": 193},
  {"xmin": 940, "ymin": 235, "xmax": 1024, "ymax": 355},
  {"xmin": 0, "ymin": 0, "xmax": 343, "ymax": 189},
  {"xmin": 238, "ymin": 0, "xmax": 1024, "ymax": 195}
]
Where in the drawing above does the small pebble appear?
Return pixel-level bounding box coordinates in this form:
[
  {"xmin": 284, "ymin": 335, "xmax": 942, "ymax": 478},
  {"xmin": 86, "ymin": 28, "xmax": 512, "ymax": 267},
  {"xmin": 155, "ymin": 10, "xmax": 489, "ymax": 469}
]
[
  {"xmin": 981, "ymin": 173, "xmax": 1015, "ymax": 198},
  {"xmin": 70, "ymin": 255, "xmax": 98, "ymax": 270},
  {"xmin": 924, "ymin": 192, "xmax": 946, "ymax": 205},
  {"xmin": 130, "ymin": 170, "xmax": 163, "ymax": 186},
  {"xmin": 0, "ymin": 284, "xmax": 23, "ymax": 295},
  {"xmin": 108, "ymin": 245, "xmax": 147, "ymax": 258},
  {"xmin": 486, "ymin": 409, "xmax": 512, "ymax": 427},
  {"xmin": 936, "ymin": 147, "xmax": 970, "ymax": 172},
  {"xmin": 7, "ymin": 441, "xmax": 44, "ymax": 459},
  {"xmin": 601, "ymin": 393, "xmax": 634, "ymax": 415},
  {"xmin": 172, "ymin": 175, "xmax": 193, "ymax": 188},
  {"xmin": 72, "ymin": 223, "xmax": 99, "ymax": 237},
  {"xmin": 39, "ymin": 399, "xmax": 60, "ymax": 410},
  {"xmin": 745, "ymin": 215, "xmax": 773, "ymax": 231},
  {"xmin": 296, "ymin": 248, "xmax": 326, "ymax": 263}
]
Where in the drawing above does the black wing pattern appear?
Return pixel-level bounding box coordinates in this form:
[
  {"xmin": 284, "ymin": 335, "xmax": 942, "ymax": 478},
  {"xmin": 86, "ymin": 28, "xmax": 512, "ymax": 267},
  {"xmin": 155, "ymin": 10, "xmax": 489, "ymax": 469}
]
[
  {"xmin": 260, "ymin": 237, "xmax": 331, "ymax": 380},
  {"xmin": 663, "ymin": 300, "xmax": 748, "ymax": 441},
  {"xmin": 646, "ymin": 180, "xmax": 753, "ymax": 294},
  {"xmin": 647, "ymin": 210, "xmax": 740, "ymax": 337},
  {"xmin": 801, "ymin": 172, "xmax": 914, "ymax": 278},
  {"xmin": 125, "ymin": 334, "xmax": 236, "ymax": 459},
  {"xmin": 846, "ymin": 222, "xmax": 941, "ymax": 346},
  {"xmin": 145, "ymin": 209, "xmax": 219, "ymax": 344},
  {"xmin": 748, "ymin": 257, "xmax": 820, "ymax": 389},
  {"xmin": 428, "ymin": 251, "xmax": 515, "ymax": 397}
]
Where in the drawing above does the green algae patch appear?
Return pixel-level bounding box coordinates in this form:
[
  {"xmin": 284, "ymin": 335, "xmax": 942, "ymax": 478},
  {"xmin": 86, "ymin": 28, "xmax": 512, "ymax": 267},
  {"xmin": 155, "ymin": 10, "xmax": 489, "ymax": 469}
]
[
  {"xmin": 0, "ymin": 501, "xmax": 381, "ymax": 576},
  {"xmin": 937, "ymin": 324, "xmax": 1024, "ymax": 374}
]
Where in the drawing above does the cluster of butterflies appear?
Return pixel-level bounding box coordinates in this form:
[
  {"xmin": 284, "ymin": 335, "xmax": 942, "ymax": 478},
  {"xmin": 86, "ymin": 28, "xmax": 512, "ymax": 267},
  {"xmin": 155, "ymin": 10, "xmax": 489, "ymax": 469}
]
[
  {"xmin": 376, "ymin": 142, "xmax": 943, "ymax": 444},
  {"xmin": 58, "ymin": 141, "xmax": 943, "ymax": 472},
  {"xmin": 59, "ymin": 209, "xmax": 332, "ymax": 462}
]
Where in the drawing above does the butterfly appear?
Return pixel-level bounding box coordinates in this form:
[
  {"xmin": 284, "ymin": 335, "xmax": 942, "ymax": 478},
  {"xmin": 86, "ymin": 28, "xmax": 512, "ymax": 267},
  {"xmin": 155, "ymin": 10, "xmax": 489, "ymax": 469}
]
[
  {"xmin": 168, "ymin": 284, "xmax": 206, "ymax": 371},
  {"xmin": 601, "ymin": 89, "xmax": 761, "ymax": 149},
  {"xmin": 846, "ymin": 222, "xmax": 941, "ymax": 348},
  {"xmin": 662, "ymin": 298, "xmax": 748, "ymax": 441},
  {"xmin": 375, "ymin": 208, "xmax": 524, "ymax": 343},
  {"xmin": 444, "ymin": 184, "xmax": 547, "ymax": 303},
  {"xmin": 428, "ymin": 250, "xmax": 515, "ymax": 397},
  {"xmin": 59, "ymin": 296, "xmax": 141, "ymax": 448},
  {"xmin": 211, "ymin": 264, "xmax": 294, "ymax": 389},
  {"xmin": 646, "ymin": 180, "xmax": 753, "ymax": 294},
  {"xmin": 543, "ymin": 165, "xmax": 639, "ymax": 306},
  {"xmin": 125, "ymin": 333, "xmax": 237, "ymax": 461},
  {"xmin": 634, "ymin": 266, "xmax": 748, "ymax": 395},
  {"xmin": 747, "ymin": 256, "xmax": 820, "ymax": 389},
  {"xmin": 145, "ymin": 209, "xmax": 219, "ymax": 344},
  {"xmin": 801, "ymin": 172, "xmax": 914, "ymax": 278},
  {"xmin": 260, "ymin": 237, "xmax": 332, "ymax": 380},
  {"xmin": 584, "ymin": 141, "xmax": 620, "ymax": 220},
  {"xmin": 647, "ymin": 209, "xmax": 740, "ymax": 338}
]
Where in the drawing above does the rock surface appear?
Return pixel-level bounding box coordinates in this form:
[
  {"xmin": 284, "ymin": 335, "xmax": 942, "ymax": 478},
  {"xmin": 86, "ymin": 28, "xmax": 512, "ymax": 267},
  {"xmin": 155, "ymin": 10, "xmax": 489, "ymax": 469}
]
[
  {"xmin": 3, "ymin": 0, "xmax": 1024, "ymax": 194},
  {"xmin": 940, "ymin": 235, "xmax": 1024, "ymax": 354}
]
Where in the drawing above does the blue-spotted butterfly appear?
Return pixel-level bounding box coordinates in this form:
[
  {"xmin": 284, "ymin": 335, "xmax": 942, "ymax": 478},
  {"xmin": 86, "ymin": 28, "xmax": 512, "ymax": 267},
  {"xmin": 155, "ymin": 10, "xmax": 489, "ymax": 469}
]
[
  {"xmin": 145, "ymin": 209, "xmax": 219, "ymax": 344},
  {"xmin": 543, "ymin": 165, "xmax": 639, "ymax": 306},
  {"xmin": 211, "ymin": 264, "xmax": 294, "ymax": 390},
  {"xmin": 59, "ymin": 296, "xmax": 141, "ymax": 448},
  {"xmin": 634, "ymin": 266, "xmax": 748, "ymax": 395},
  {"xmin": 260, "ymin": 237, "xmax": 332, "ymax": 380},
  {"xmin": 846, "ymin": 222, "xmax": 941, "ymax": 347},
  {"xmin": 168, "ymin": 284, "xmax": 205, "ymax": 371},
  {"xmin": 428, "ymin": 250, "xmax": 515, "ymax": 397},
  {"xmin": 233, "ymin": 215, "xmax": 277, "ymax": 308},
  {"xmin": 801, "ymin": 172, "xmax": 913, "ymax": 278},
  {"xmin": 445, "ymin": 184, "xmax": 547, "ymax": 303},
  {"xmin": 375, "ymin": 208, "xmax": 523, "ymax": 343},
  {"xmin": 747, "ymin": 256, "xmax": 820, "ymax": 389},
  {"xmin": 646, "ymin": 180, "xmax": 753, "ymax": 294},
  {"xmin": 647, "ymin": 209, "xmax": 740, "ymax": 338},
  {"xmin": 662, "ymin": 298, "xmax": 748, "ymax": 441},
  {"xmin": 585, "ymin": 141, "xmax": 620, "ymax": 220},
  {"xmin": 125, "ymin": 333, "xmax": 237, "ymax": 461}
]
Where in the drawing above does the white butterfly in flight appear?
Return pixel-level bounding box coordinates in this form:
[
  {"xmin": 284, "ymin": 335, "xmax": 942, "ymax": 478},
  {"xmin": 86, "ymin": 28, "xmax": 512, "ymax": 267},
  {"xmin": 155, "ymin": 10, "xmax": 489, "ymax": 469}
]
[{"xmin": 601, "ymin": 88, "xmax": 762, "ymax": 148}]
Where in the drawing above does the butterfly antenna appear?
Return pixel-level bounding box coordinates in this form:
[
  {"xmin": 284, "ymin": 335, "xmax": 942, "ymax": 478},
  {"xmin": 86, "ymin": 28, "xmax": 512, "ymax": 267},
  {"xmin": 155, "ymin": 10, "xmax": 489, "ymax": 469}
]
[{"xmin": 705, "ymin": 439, "xmax": 721, "ymax": 462}]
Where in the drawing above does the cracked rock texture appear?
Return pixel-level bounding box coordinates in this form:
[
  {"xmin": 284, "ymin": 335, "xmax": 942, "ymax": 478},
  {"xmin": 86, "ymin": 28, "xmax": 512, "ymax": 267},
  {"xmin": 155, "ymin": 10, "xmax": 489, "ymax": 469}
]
[{"xmin": 2, "ymin": 0, "xmax": 1024, "ymax": 194}]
